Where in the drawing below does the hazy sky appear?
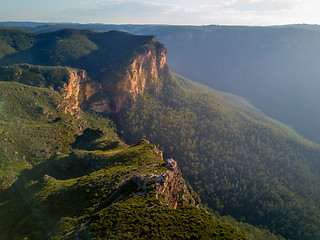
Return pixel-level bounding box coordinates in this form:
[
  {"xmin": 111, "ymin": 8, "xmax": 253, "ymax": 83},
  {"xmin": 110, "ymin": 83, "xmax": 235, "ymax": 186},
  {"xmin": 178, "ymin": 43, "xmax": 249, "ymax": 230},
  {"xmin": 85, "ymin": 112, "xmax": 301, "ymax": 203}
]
[{"xmin": 1, "ymin": 0, "xmax": 320, "ymax": 26}]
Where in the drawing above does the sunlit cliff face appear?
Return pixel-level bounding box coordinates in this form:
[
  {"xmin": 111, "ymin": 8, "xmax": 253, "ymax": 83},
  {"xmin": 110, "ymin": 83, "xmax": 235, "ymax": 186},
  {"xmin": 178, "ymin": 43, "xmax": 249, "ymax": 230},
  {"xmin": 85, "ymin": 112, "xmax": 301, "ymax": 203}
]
[
  {"xmin": 59, "ymin": 69, "xmax": 87, "ymax": 115},
  {"xmin": 61, "ymin": 39, "xmax": 169, "ymax": 113}
]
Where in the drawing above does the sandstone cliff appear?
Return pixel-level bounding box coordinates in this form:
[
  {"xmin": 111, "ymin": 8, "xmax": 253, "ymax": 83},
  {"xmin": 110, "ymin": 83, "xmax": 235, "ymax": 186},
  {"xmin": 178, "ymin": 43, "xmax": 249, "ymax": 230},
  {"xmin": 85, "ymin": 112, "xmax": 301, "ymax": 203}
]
[
  {"xmin": 81, "ymin": 38, "xmax": 169, "ymax": 113},
  {"xmin": 0, "ymin": 32, "xmax": 169, "ymax": 114},
  {"xmin": 58, "ymin": 68, "xmax": 88, "ymax": 115},
  {"xmin": 58, "ymin": 38, "xmax": 169, "ymax": 113}
]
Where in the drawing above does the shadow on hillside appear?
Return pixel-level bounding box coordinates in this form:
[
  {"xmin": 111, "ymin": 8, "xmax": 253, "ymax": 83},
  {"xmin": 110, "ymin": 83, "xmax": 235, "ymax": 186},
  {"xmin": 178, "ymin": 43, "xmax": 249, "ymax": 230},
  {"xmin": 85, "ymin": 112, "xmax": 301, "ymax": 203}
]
[{"xmin": 5, "ymin": 128, "xmax": 123, "ymax": 197}]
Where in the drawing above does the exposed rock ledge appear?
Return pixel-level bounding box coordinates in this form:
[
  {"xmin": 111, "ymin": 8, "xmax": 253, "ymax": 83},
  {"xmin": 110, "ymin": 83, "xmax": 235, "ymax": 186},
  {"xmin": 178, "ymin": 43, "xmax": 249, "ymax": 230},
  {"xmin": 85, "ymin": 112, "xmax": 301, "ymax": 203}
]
[{"xmin": 132, "ymin": 158, "xmax": 200, "ymax": 209}]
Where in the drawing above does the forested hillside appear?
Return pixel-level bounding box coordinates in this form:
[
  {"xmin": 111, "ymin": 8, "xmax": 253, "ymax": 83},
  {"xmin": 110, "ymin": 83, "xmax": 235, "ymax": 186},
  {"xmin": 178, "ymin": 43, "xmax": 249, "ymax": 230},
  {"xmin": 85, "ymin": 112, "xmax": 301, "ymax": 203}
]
[
  {"xmin": 123, "ymin": 25, "xmax": 320, "ymax": 145},
  {"xmin": 113, "ymin": 73, "xmax": 320, "ymax": 240},
  {"xmin": 0, "ymin": 75, "xmax": 249, "ymax": 239}
]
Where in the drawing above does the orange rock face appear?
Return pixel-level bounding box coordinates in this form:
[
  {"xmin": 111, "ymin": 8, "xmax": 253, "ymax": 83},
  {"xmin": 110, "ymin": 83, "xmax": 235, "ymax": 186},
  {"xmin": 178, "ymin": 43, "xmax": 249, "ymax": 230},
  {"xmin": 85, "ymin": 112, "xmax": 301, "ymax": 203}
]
[
  {"xmin": 86, "ymin": 42, "xmax": 168, "ymax": 113},
  {"xmin": 60, "ymin": 38, "xmax": 169, "ymax": 114},
  {"xmin": 58, "ymin": 69, "xmax": 87, "ymax": 115}
]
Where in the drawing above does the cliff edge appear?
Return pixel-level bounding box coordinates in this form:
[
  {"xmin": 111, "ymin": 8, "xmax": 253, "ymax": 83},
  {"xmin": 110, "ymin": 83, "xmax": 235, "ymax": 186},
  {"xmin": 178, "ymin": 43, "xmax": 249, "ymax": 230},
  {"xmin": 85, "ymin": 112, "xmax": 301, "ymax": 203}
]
[
  {"xmin": 0, "ymin": 29, "xmax": 170, "ymax": 113},
  {"xmin": 132, "ymin": 158, "xmax": 200, "ymax": 209},
  {"xmin": 81, "ymin": 36, "xmax": 169, "ymax": 113}
]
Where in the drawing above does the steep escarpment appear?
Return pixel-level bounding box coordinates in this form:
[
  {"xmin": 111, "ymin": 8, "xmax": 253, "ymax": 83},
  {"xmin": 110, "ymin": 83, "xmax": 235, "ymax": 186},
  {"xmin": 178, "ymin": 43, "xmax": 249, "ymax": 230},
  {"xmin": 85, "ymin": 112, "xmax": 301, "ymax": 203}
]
[
  {"xmin": 82, "ymin": 38, "xmax": 169, "ymax": 113},
  {"xmin": 0, "ymin": 64, "xmax": 89, "ymax": 116},
  {"xmin": 0, "ymin": 53, "xmax": 168, "ymax": 115},
  {"xmin": 59, "ymin": 68, "xmax": 88, "ymax": 115},
  {"xmin": 0, "ymin": 29, "xmax": 170, "ymax": 113}
]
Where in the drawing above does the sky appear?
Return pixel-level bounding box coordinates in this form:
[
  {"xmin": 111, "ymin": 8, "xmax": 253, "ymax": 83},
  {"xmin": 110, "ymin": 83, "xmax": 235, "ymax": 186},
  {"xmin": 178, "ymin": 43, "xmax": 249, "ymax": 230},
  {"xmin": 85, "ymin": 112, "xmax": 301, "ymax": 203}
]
[{"xmin": 1, "ymin": 0, "xmax": 320, "ymax": 26}]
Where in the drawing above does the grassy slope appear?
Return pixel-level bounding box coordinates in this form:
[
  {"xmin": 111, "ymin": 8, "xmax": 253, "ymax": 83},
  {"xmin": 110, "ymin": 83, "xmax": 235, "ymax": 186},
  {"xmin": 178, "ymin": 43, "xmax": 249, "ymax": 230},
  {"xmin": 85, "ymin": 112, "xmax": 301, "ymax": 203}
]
[
  {"xmin": 0, "ymin": 81, "xmax": 75, "ymax": 188},
  {"xmin": 113, "ymin": 73, "xmax": 320, "ymax": 240}
]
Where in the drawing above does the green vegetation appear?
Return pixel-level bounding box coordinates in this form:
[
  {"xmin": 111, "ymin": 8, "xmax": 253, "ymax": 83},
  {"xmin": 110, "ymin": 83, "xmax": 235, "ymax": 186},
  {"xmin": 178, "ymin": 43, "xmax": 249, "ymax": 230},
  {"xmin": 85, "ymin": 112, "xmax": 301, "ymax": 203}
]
[
  {"xmin": 0, "ymin": 73, "xmax": 247, "ymax": 239},
  {"xmin": 4, "ymin": 23, "xmax": 320, "ymax": 143},
  {"xmin": 1, "ymin": 27, "xmax": 320, "ymax": 239},
  {"xmin": 113, "ymin": 73, "xmax": 320, "ymax": 240},
  {"xmin": 218, "ymin": 215, "xmax": 285, "ymax": 240},
  {"xmin": 0, "ymin": 64, "xmax": 70, "ymax": 89},
  {"xmin": 0, "ymin": 29, "xmax": 35, "ymax": 59},
  {"xmin": 0, "ymin": 80, "xmax": 116, "ymax": 189},
  {"xmin": 84, "ymin": 193, "xmax": 247, "ymax": 240},
  {"xmin": 0, "ymin": 105, "xmax": 246, "ymax": 239},
  {"xmin": 0, "ymin": 28, "xmax": 160, "ymax": 83}
]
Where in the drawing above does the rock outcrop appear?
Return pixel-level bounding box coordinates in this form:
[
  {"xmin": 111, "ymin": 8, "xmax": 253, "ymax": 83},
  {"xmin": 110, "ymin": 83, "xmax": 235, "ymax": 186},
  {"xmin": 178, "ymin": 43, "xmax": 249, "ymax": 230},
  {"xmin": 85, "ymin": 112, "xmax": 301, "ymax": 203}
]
[
  {"xmin": 58, "ymin": 37, "xmax": 169, "ymax": 114},
  {"xmin": 84, "ymin": 38, "xmax": 169, "ymax": 113},
  {"xmin": 0, "ymin": 31, "xmax": 169, "ymax": 114},
  {"xmin": 132, "ymin": 158, "xmax": 200, "ymax": 209},
  {"xmin": 58, "ymin": 69, "xmax": 89, "ymax": 115}
]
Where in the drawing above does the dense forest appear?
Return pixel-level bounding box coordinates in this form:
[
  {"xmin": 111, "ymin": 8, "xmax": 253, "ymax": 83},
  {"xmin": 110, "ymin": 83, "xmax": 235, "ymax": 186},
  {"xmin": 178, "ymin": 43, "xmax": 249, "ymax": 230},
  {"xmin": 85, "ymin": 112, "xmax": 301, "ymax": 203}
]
[{"xmin": 113, "ymin": 74, "xmax": 320, "ymax": 240}]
